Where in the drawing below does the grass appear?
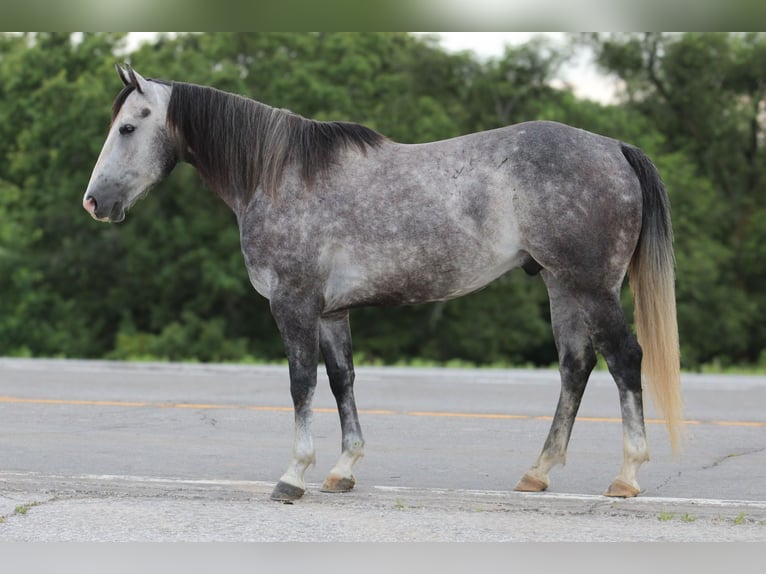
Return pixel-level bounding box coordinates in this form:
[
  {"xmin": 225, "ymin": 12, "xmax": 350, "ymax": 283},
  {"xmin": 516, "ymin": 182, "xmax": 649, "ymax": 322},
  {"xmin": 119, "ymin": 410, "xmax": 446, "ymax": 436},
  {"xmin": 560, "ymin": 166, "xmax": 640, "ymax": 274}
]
[
  {"xmin": 9, "ymin": 349, "xmax": 766, "ymax": 375},
  {"xmin": 661, "ymin": 511, "xmax": 760, "ymax": 525},
  {"xmin": 393, "ymin": 498, "xmax": 424, "ymax": 511},
  {"xmin": 13, "ymin": 502, "xmax": 41, "ymax": 516},
  {"xmin": 0, "ymin": 501, "xmax": 43, "ymax": 524}
]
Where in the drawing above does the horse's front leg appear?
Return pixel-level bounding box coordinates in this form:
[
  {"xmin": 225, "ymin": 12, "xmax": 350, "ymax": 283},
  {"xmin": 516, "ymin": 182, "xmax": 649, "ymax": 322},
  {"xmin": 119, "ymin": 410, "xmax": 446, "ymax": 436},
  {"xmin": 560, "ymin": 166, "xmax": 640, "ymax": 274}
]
[
  {"xmin": 318, "ymin": 311, "xmax": 365, "ymax": 493},
  {"xmin": 269, "ymin": 295, "xmax": 321, "ymax": 502}
]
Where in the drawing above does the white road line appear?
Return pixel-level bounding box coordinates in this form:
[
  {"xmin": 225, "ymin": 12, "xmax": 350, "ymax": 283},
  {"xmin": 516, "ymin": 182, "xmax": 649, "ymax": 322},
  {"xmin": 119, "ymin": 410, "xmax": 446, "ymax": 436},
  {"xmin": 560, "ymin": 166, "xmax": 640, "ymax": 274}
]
[
  {"xmin": 373, "ymin": 484, "xmax": 766, "ymax": 509},
  {"xmin": 3, "ymin": 471, "xmax": 766, "ymax": 510},
  {"xmin": 373, "ymin": 486, "xmax": 766, "ymax": 510}
]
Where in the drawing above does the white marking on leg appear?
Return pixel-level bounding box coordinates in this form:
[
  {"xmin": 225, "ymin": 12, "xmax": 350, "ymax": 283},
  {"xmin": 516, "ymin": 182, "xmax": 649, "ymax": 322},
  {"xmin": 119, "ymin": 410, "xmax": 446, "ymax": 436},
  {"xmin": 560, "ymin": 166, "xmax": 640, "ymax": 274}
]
[
  {"xmin": 327, "ymin": 433, "xmax": 365, "ymax": 480},
  {"xmin": 522, "ymin": 450, "xmax": 563, "ymax": 487},
  {"xmin": 278, "ymin": 412, "xmax": 316, "ymax": 490},
  {"xmin": 615, "ymin": 399, "xmax": 650, "ymax": 489},
  {"xmin": 615, "ymin": 430, "xmax": 649, "ymax": 489}
]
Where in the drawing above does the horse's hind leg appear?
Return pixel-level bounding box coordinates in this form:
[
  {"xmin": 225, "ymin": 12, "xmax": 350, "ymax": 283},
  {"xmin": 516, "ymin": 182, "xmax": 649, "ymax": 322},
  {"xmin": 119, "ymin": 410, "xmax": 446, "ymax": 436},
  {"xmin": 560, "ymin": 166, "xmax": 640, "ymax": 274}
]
[
  {"xmin": 319, "ymin": 311, "xmax": 365, "ymax": 493},
  {"xmin": 516, "ymin": 273, "xmax": 597, "ymax": 492},
  {"xmin": 580, "ymin": 289, "xmax": 649, "ymax": 497}
]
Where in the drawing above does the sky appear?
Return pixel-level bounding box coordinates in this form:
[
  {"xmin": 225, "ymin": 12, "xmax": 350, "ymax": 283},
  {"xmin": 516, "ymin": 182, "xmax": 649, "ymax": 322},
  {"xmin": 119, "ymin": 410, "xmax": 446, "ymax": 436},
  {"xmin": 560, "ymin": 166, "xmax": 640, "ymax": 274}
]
[
  {"xmin": 414, "ymin": 32, "xmax": 617, "ymax": 103},
  {"xmin": 128, "ymin": 32, "xmax": 617, "ymax": 104}
]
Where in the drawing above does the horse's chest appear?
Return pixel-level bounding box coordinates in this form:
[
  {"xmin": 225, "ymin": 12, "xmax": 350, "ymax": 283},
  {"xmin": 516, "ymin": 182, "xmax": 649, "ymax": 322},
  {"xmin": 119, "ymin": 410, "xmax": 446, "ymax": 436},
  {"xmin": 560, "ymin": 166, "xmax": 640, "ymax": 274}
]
[
  {"xmin": 247, "ymin": 266, "xmax": 276, "ymax": 299},
  {"xmin": 240, "ymin": 247, "xmax": 278, "ymax": 299}
]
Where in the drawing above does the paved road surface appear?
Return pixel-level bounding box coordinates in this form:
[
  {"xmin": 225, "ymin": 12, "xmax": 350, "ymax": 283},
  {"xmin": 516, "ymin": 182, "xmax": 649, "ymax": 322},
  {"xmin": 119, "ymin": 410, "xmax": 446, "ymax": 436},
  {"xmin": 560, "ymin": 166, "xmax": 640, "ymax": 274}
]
[{"xmin": 1, "ymin": 358, "xmax": 765, "ymax": 541}]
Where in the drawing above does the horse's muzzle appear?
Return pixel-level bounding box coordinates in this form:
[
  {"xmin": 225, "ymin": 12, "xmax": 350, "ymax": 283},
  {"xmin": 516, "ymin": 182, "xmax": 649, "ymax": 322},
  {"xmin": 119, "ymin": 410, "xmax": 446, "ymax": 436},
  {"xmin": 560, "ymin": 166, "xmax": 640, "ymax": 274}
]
[{"xmin": 83, "ymin": 194, "xmax": 124, "ymax": 222}]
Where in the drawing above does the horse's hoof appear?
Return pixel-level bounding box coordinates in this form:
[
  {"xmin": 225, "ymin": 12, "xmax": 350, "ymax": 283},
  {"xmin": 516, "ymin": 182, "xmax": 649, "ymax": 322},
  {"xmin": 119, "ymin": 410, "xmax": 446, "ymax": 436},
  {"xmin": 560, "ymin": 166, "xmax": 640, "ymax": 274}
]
[
  {"xmin": 514, "ymin": 473, "xmax": 548, "ymax": 492},
  {"xmin": 604, "ymin": 479, "xmax": 640, "ymax": 498},
  {"xmin": 270, "ymin": 481, "xmax": 306, "ymax": 502},
  {"xmin": 320, "ymin": 474, "xmax": 356, "ymax": 493}
]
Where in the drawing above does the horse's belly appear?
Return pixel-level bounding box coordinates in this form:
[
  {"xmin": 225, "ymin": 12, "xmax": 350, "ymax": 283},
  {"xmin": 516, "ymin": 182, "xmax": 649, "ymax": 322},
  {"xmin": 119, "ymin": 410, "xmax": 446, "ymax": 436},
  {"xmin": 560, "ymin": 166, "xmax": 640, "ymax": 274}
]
[{"xmin": 321, "ymin": 242, "xmax": 524, "ymax": 312}]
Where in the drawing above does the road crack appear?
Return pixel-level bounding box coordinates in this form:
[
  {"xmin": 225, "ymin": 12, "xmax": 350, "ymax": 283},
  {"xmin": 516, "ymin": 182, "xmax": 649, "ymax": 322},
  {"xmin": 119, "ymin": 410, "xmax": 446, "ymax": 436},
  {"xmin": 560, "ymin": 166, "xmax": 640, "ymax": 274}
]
[
  {"xmin": 652, "ymin": 446, "xmax": 766, "ymax": 493},
  {"xmin": 654, "ymin": 470, "xmax": 683, "ymax": 492},
  {"xmin": 702, "ymin": 446, "xmax": 766, "ymax": 470}
]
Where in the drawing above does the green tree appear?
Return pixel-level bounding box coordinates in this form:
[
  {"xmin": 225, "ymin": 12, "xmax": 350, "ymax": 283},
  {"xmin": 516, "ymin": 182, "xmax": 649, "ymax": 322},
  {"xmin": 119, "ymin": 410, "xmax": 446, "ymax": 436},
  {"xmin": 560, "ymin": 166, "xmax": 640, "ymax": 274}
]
[
  {"xmin": 589, "ymin": 32, "xmax": 766, "ymax": 366},
  {"xmin": 0, "ymin": 33, "xmax": 131, "ymax": 357}
]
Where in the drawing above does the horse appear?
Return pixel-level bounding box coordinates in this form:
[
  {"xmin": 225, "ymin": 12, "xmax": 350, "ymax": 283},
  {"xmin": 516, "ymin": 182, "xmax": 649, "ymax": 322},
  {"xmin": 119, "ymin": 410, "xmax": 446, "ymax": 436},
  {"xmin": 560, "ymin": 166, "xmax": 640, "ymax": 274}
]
[{"xmin": 83, "ymin": 64, "xmax": 682, "ymax": 501}]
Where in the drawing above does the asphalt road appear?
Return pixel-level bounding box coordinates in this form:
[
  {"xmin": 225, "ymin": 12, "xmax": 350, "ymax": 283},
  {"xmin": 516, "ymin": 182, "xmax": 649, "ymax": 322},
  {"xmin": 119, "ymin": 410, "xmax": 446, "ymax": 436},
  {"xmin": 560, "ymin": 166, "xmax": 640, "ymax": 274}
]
[{"xmin": 1, "ymin": 358, "xmax": 765, "ymax": 541}]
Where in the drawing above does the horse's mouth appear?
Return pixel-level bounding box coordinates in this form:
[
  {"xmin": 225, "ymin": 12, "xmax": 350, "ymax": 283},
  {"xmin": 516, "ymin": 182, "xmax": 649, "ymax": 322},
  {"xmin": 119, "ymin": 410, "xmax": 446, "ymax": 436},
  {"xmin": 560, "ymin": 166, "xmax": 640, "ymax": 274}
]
[{"xmin": 108, "ymin": 203, "xmax": 126, "ymax": 223}]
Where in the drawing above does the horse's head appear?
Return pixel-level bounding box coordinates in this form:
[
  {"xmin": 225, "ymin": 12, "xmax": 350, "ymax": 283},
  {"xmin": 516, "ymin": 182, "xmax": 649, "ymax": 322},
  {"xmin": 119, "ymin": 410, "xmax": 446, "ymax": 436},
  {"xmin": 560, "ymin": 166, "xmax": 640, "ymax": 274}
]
[{"xmin": 83, "ymin": 64, "xmax": 177, "ymax": 222}]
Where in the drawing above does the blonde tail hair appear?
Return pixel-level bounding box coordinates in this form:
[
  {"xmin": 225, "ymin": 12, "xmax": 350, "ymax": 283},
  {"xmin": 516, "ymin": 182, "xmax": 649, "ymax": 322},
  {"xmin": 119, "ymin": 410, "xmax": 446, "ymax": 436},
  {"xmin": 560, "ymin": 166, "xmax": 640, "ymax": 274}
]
[{"xmin": 622, "ymin": 144, "xmax": 683, "ymax": 456}]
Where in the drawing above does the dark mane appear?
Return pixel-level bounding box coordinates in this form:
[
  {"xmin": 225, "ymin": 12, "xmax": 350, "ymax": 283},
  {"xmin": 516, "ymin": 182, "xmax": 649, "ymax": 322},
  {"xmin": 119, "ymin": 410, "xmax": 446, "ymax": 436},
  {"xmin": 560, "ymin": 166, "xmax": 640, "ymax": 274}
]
[{"xmin": 165, "ymin": 82, "xmax": 386, "ymax": 197}]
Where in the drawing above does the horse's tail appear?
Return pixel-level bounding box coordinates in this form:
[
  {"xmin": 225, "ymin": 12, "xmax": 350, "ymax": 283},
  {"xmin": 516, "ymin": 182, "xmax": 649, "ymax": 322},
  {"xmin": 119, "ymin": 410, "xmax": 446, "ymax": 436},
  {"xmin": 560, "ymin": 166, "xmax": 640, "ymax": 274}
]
[{"xmin": 621, "ymin": 143, "xmax": 683, "ymax": 456}]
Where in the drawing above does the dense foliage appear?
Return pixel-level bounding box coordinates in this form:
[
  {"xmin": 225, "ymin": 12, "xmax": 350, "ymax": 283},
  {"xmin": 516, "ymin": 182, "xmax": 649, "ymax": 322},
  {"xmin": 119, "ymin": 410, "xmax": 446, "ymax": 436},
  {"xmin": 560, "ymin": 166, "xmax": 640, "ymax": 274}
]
[{"xmin": 1, "ymin": 32, "xmax": 764, "ymax": 370}]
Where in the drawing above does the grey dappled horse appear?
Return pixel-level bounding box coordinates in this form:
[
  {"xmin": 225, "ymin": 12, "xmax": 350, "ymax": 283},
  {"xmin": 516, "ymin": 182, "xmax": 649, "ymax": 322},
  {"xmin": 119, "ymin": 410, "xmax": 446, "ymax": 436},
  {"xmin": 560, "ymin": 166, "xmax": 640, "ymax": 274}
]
[{"xmin": 84, "ymin": 65, "xmax": 682, "ymax": 501}]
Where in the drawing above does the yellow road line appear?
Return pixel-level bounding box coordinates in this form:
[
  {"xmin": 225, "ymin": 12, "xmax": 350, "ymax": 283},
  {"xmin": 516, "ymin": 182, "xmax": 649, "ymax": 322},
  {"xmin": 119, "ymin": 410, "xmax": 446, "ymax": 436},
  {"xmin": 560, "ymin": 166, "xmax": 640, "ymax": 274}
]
[
  {"xmin": 407, "ymin": 411, "xmax": 529, "ymax": 420},
  {"xmin": 0, "ymin": 396, "xmax": 149, "ymax": 408},
  {"xmin": 0, "ymin": 395, "xmax": 764, "ymax": 428},
  {"xmin": 713, "ymin": 420, "xmax": 766, "ymax": 427}
]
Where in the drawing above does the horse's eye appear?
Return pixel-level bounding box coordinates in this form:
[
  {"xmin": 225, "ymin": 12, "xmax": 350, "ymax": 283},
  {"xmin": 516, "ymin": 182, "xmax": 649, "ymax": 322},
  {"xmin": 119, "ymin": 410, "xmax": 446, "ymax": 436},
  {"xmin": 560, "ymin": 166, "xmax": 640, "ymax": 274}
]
[{"xmin": 119, "ymin": 124, "xmax": 135, "ymax": 135}]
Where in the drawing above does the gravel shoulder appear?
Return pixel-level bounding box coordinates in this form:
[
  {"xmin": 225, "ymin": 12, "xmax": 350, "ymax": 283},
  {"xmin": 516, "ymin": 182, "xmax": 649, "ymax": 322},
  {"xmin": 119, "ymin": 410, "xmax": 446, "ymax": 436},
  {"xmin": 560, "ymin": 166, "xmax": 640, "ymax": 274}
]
[{"xmin": 2, "ymin": 471, "xmax": 765, "ymax": 542}]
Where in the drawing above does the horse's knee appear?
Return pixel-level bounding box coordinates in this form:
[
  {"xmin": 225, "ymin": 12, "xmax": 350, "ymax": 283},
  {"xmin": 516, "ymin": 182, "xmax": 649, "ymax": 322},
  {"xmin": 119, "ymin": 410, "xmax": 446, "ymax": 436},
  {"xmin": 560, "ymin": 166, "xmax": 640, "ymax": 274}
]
[
  {"xmin": 559, "ymin": 347, "xmax": 597, "ymax": 383},
  {"xmin": 327, "ymin": 365, "xmax": 355, "ymax": 397},
  {"xmin": 605, "ymin": 334, "xmax": 643, "ymax": 393},
  {"xmin": 588, "ymin": 315, "xmax": 643, "ymax": 392}
]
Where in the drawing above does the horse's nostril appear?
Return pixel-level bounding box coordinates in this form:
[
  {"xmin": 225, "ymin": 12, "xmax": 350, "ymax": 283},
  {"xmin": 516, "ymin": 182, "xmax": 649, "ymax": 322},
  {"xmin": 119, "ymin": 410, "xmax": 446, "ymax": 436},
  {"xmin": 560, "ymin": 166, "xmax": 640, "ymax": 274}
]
[{"xmin": 83, "ymin": 195, "xmax": 98, "ymax": 216}]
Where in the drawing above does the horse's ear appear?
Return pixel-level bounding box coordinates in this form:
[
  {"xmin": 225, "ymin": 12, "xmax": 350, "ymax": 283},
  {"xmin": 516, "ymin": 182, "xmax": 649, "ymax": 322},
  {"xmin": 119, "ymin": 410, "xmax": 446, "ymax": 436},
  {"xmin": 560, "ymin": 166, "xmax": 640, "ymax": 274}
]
[
  {"xmin": 125, "ymin": 63, "xmax": 146, "ymax": 95},
  {"xmin": 115, "ymin": 63, "xmax": 131, "ymax": 87}
]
